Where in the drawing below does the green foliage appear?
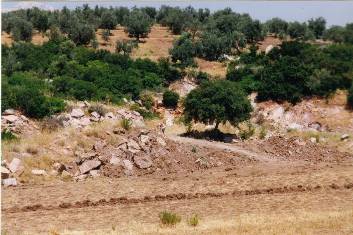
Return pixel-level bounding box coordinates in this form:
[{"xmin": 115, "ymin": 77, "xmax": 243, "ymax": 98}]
[
  {"xmin": 265, "ymin": 17, "xmax": 288, "ymax": 36},
  {"xmin": 287, "ymin": 21, "xmax": 307, "ymax": 39},
  {"xmin": 11, "ymin": 18, "xmax": 33, "ymax": 42},
  {"xmin": 139, "ymin": 93, "xmax": 154, "ymax": 110},
  {"xmin": 308, "ymin": 17, "xmax": 326, "ymax": 38},
  {"xmin": 163, "ymin": 90, "xmax": 180, "ymax": 108},
  {"xmin": 130, "ymin": 104, "xmax": 158, "ymax": 120},
  {"xmin": 102, "ymin": 29, "xmax": 110, "ymax": 42},
  {"xmin": 1, "ymin": 130, "xmax": 18, "ymax": 141},
  {"xmin": 184, "ymin": 80, "xmax": 252, "ymax": 128},
  {"xmin": 68, "ymin": 23, "xmax": 95, "ymax": 45},
  {"xmin": 115, "ymin": 40, "xmax": 137, "ymax": 55},
  {"xmin": 159, "ymin": 211, "xmax": 181, "ymax": 226},
  {"xmin": 100, "ymin": 11, "xmax": 117, "ymax": 30},
  {"xmin": 188, "ymin": 214, "xmax": 199, "ymax": 227},
  {"xmin": 88, "ymin": 103, "xmax": 107, "ymax": 116},
  {"xmin": 124, "ymin": 9, "xmax": 152, "ymax": 41},
  {"xmin": 120, "ymin": 118, "xmax": 132, "ymax": 130},
  {"xmin": 239, "ymin": 122, "xmax": 255, "ymax": 140},
  {"xmin": 170, "ymin": 32, "xmax": 197, "ymax": 68}
]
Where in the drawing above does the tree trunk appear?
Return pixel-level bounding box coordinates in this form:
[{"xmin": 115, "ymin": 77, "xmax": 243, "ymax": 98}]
[{"xmin": 215, "ymin": 121, "xmax": 220, "ymax": 130}]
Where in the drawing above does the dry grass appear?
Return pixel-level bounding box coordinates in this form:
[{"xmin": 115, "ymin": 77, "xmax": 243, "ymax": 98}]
[
  {"xmin": 195, "ymin": 58, "xmax": 227, "ymax": 78},
  {"xmin": 53, "ymin": 209, "xmax": 353, "ymax": 235}
]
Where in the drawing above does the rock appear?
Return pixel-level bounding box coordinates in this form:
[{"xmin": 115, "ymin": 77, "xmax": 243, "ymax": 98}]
[
  {"xmin": 308, "ymin": 122, "xmax": 322, "ymax": 131},
  {"xmin": 2, "ymin": 178, "xmax": 17, "ymax": 187},
  {"xmin": 109, "ymin": 156, "xmax": 121, "ymax": 165},
  {"xmin": 53, "ymin": 162, "xmax": 66, "ymax": 173},
  {"xmin": 79, "ymin": 117, "xmax": 91, "ymax": 126},
  {"xmin": 341, "ymin": 134, "xmax": 350, "ymax": 141},
  {"xmin": 122, "ymin": 160, "xmax": 133, "ymax": 171},
  {"xmin": 89, "ymin": 170, "xmax": 100, "ymax": 178},
  {"xmin": 133, "ymin": 155, "xmax": 152, "ymax": 169},
  {"xmin": 156, "ymin": 137, "xmax": 166, "ymax": 146},
  {"xmin": 3, "ymin": 115, "xmax": 19, "ymax": 123},
  {"xmin": 93, "ymin": 141, "xmax": 106, "ymax": 152},
  {"xmin": 70, "ymin": 109, "xmax": 84, "ymax": 118},
  {"xmin": 310, "ymin": 137, "xmax": 317, "ymax": 143},
  {"xmin": 31, "ymin": 169, "xmax": 47, "ymax": 175},
  {"xmin": 287, "ymin": 123, "xmax": 303, "ymax": 130},
  {"xmin": 84, "ymin": 101, "xmax": 91, "ymax": 107},
  {"xmin": 8, "ymin": 158, "xmax": 22, "ymax": 173},
  {"xmin": 1, "ymin": 166, "xmax": 10, "ymax": 179},
  {"xmin": 91, "ymin": 112, "xmax": 100, "ymax": 119},
  {"xmin": 140, "ymin": 134, "xmax": 149, "ymax": 144},
  {"xmin": 265, "ymin": 45, "xmax": 274, "ymax": 54},
  {"xmin": 79, "ymin": 160, "xmax": 101, "ymax": 174},
  {"xmin": 61, "ymin": 170, "xmax": 72, "ymax": 178},
  {"xmin": 3, "ymin": 109, "xmax": 16, "ymax": 115},
  {"xmin": 127, "ymin": 139, "xmax": 141, "ymax": 153}
]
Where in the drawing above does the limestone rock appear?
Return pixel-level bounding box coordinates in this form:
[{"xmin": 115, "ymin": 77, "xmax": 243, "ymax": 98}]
[
  {"xmin": 341, "ymin": 134, "xmax": 350, "ymax": 141},
  {"xmin": 31, "ymin": 169, "xmax": 47, "ymax": 175},
  {"xmin": 8, "ymin": 158, "xmax": 22, "ymax": 173},
  {"xmin": 127, "ymin": 139, "xmax": 141, "ymax": 153},
  {"xmin": 134, "ymin": 155, "xmax": 152, "ymax": 169},
  {"xmin": 2, "ymin": 178, "xmax": 17, "ymax": 187},
  {"xmin": 70, "ymin": 109, "xmax": 84, "ymax": 118},
  {"xmin": 3, "ymin": 115, "xmax": 19, "ymax": 123},
  {"xmin": 89, "ymin": 170, "xmax": 100, "ymax": 178},
  {"xmin": 1, "ymin": 166, "xmax": 10, "ymax": 179},
  {"xmin": 122, "ymin": 160, "xmax": 133, "ymax": 171},
  {"xmin": 156, "ymin": 137, "xmax": 166, "ymax": 146},
  {"xmin": 110, "ymin": 156, "xmax": 121, "ymax": 165},
  {"xmin": 79, "ymin": 160, "xmax": 101, "ymax": 174}
]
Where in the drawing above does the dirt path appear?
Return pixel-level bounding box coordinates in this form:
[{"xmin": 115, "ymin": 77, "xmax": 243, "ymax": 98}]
[{"xmin": 167, "ymin": 135, "xmax": 277, "ymax": 163}]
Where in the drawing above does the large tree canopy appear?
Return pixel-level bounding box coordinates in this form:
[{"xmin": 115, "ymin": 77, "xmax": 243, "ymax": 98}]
[
  {"xmin": 124, "ymin": 9, "xmax": 153, "ymax": 41},
  {"xmin": 184, "ymin": 80, "xmax": 252, "ymax": 128}
]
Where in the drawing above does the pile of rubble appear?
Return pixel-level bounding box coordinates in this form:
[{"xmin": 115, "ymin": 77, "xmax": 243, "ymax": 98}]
[
  {"xmin": 55, "ymin": 105, "xmax": 145, "ymax": 129},
  {"xmin": 51, "ymin": 129, "xmax": 169, "ymax": 181},
  {"xmin": 1, "ymin": 158, "xmax": 23, "ymax": 187},
  {"xmin": 258, "ymin": 136, "xmax": 353, "ymax": 162},
  {"xmin": 1, "ymin": 109, "xmax": 38, "ymax": 135}
]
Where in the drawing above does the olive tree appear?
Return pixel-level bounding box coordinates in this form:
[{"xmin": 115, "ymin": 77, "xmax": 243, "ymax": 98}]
[
  {"xmin": 11, "ymin": 18, "xmax": 33, "ymax": 42},
  {"xmin": 308, "ymin": 17, "xmax": 326, "ymax": 39},
  {"xmin": 184, "ymin": 80, "xmax": 252, "ymax": 129},
  {"xmin": 124, "ymin": 9, "xmax": 152, "ymax": 42},
  {"xmin": 169, "ymin": 32, "xmax": 197, "ymax": 67}
]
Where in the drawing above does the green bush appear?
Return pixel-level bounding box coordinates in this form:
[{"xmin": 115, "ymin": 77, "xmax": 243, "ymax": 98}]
[
  {"xmin": 163, "ymin": 90, "xmax": 179, "ymax": 108},
  {"xmin": 188, "ymin": 214, "xmax": 199, "ymax": 227},
  {"xmin": 121, "ymin": 118, "xmax": 132, "ymax": 130},
  {"xmin": 1, "ymin": 130, "xmax": 17, "ymax": 141},
  {"xmin": 139, "ymin": 93, "xmax": 154, "ymax": 110},
  {"xmin": 88, "ymin": 103, "xmax": 107, "ymax": 116},
  {"xmin": 159, "ymin": 211, "xmax": 181, "ymax": 226}
]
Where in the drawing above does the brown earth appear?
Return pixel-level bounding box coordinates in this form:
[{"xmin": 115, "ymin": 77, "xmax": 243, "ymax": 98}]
[{"xmin": 2, "ymin": 128, "xmax": 353, "ymax": 234}]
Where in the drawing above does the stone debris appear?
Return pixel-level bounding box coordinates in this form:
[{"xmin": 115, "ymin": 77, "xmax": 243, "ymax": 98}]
[
  {"xmin": 31, "ymin": 169, "xmax": 47, "ymax": 175},
  {"xmin": 8, "ymin": 158, "xmax": 22, "ymax": 173},
  {"xmin": 341, "ymin": 134, "xmax": 350, "ymax": 141},
  {"xmin": 2, "ymin": 178, "xmax": 17, "ymax": 187},
  {"xmin": 89, "ymin": 170, "xmax": 100, "ymax": 178},
  {"xmin": 70, "ymin": 109, "xmax": 85, "ymax": 118},
  {"xmin": 79, "ymin": 160, "xmax": 101, "ymax": 174},
  {"xmin": 1, "ymin": 110, "xmax": 38, "ymax": 135},
  {"xmin": 133, "ymin": 155, "xmax": 152, "ymax": 169},
  {"xmin": 109, "ymin": 156, "xmax": 121, "ymax": 165}
]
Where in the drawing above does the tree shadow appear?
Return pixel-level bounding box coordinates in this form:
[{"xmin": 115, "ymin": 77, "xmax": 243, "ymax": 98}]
[{"xmin": 180, "ymin": 129, "xmax": 236, "ymax": 143}]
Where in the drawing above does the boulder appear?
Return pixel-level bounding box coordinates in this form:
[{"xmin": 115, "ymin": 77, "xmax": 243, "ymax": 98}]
[
  {"xmin": 70, "ymin": 109, "xmax": 84, "ymax": 118},
  {"xmin": 122, "ymin": 160, "xmax": 133, "ymax": 171},
  {"xmin": 156, "ymin": 137, "xmax": 166, "ymax": 146},
  {"xmin": 89, "ymin": 170, "xmax": 100, "ymax": 178},
  {"xmin": 8, "ymin": 158, "xmax": 22, "ymax": 173},
  {"xmin": 133, "ymin": 155, "xmax": 152, "ymax": 169},
  {"xmin": 91, "ymin": 112, "xmax": 100, "ymax": 119},
  {"xmin": 1, "ymin": 166, "xmax": 10, "ymax": 179},
  {"xmin": 127, "ymin": 139, "xmax": 141, "ymax": 153},
  {"xmin": 265, "ymin": 45, "xmax": 274, "ymax": 54},
  {"xmin": 31, "ymin": 169, "xmax": 47, "ymax": 175},
  {"xmin": 140, "ymin": 134, "xmax": 149, "ymax": 144},
  {"xmin": 341, "ymin": 134, "xmax": 350, "ymax": 141},
  {"xmin": 109, "ymin": 156, "xmax": 121, "ymax": 165},
  {"xmin": 3, "ymin": 109, "xmax": 16, "ymax": 115},
  {"xmin": 3, "ymin": 115, "xmax": 19, "ymax": 123},
  {"xmin": 79, "ymin": 117, "xmax": 91, "ymax": 126},
  {"xmin": 93, "ymin": 141, "xmax": 106, "ymax": 152},
  {"xmin": 79, "ymin": 160, "xmax": 101, "ymax": 174},
  {"xmin": 2, "ymin": 178, "xmax": 17, "ymax": 187}
]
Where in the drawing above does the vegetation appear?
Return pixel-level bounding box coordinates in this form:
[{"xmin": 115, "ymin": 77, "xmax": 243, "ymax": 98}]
[
  {"xmin": 188, "ymin": 214, "xmax": 199, "ymax": 227},
  {"xmin": 120, "ymin": 118, "xmax": 132, "ymax": 131},
  {"xmin": 1, "ymin": 130, "xmax": 18, "ymax": 141},
  {"xmin": 124, "ymin": 9, "xmax": 153, "ymax": 42},
  {"xmin": 226, "ymin": 41, "xmax": 353, "ymax": 104},
  {"xmin": 184, "ymin": 80, "xmax": 252, "ymax": 129},
  {"xmin": 348, "ymin": 83, "xmax": 353, "ymax": 109},
  {"xmin": 163, "ymin": 90, "xmax": 180, "ymax": 108},
  {"xmin": 159, "ymin": 211, "xmax": 181, "ymax": 226}
]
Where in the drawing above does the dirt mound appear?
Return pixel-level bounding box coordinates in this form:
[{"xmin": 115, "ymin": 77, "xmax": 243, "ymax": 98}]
[{"xmin": 258, "ymin": 136, "xmax": 352, "ymax": 162}]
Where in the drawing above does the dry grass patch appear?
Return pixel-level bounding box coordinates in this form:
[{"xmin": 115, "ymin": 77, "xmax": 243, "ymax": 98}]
[{"xmin": 195, "ymin": 58, "xmax": 227, "ymax": 78}]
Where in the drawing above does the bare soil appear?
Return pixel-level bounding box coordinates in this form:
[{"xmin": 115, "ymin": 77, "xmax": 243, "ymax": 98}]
[{"xmin": 2, "ymin": 132, "xmax": 353, "ymax": 234}]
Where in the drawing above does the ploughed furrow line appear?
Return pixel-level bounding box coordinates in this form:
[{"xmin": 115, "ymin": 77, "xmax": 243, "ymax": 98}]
[{"xmin": 3, "ymin": 182, "xmax": 353, "ymax": 214}]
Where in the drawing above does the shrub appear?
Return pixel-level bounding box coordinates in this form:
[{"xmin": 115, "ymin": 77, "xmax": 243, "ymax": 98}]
[
  {"xmin": 130, "ymin": 104, "xmax": 158, "ymax": 120},
  {"xmin": 239, "ymin": 122, "xmax": 255, "ymax": 140},
  {"xmin": 11, "ymin": 18, "xmax": 33, "ymax": 42},
  {"xmin": 88, "ymin": 103, "xmax": 107, "ymax": 116},
  {"xmin": 41, "ymin": 116, "xmax": 65, "ymax": 132},
  {"xmin": 159, "ymin": 211, "xmax": 181, "ymax": 226},
  {"xmin": 184, "ymin": 80, "xmax": 252, "ymax": 129},
  {"xmin": 188, "ymin": 214, "xmax": 199, "ymax": 227},
  {"xmin": 1, "ymin": 130, "xmax": 17, "ymax": 141},
  {"xmin": 163, "ymin": 90, "xmax": 179, "ymax": 108},
  {"xmin": 139, "ymin": 93, "xmax": 154, "ymax": 110},
  {"xmin": 121, "ymin": 118, "xmax": 132, "ymax": 130}
]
